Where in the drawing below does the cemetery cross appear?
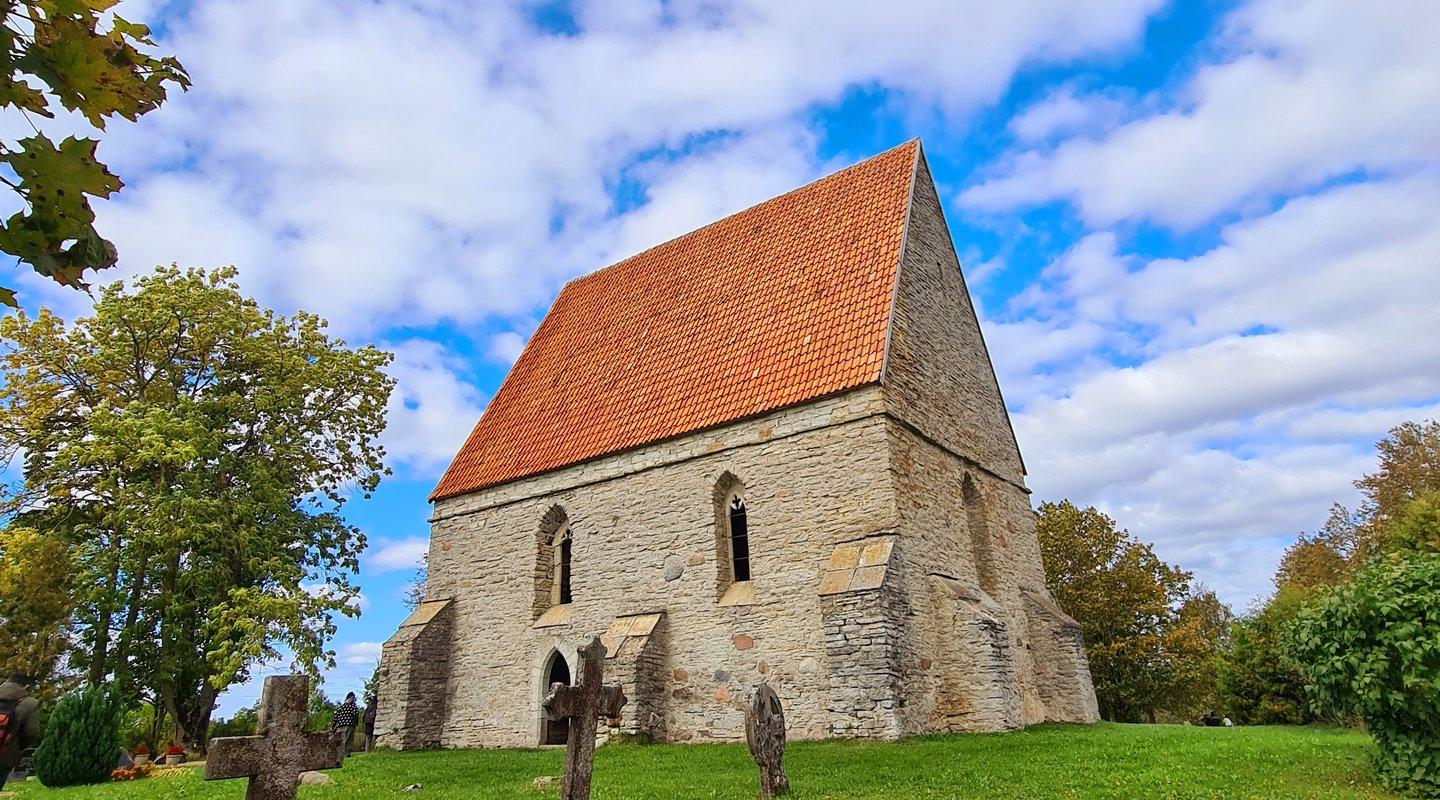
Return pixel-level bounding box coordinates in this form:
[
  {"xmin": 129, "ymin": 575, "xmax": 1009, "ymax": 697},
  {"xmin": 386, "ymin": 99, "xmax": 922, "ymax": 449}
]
[
  {"xmin": 205, "ymin": 675, "xmax": 345, "ymax": 800},
  {"xmin": 543, "ymin": 636, "xmax": 628, "ymax": 800}
]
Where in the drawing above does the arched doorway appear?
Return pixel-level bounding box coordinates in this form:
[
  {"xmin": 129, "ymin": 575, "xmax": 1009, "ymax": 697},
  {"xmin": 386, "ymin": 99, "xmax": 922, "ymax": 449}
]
[{"xmin": 542, "ymin": 651, "xmax": 572, "ymax": 745}]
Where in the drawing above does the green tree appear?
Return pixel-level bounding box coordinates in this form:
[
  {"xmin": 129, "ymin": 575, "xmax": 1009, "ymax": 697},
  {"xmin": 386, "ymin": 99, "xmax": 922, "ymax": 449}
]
[
  {"xmin": 0, "ymin": 524, "xmax": 71, "ymax": 689},
  {"xmin": 1036, "ymin": 500, "xmax": 1213, "ymax": 722},
  {"xmin": 1217, "ymin": 590, "xmax": 1314, "ymax": 725},
  {"xmin": 1356, "ymin": 419, "xmax": 1440, "ymax": 531},
  {"xmin": 0, "ymin": 0, "xmax": 189, "ymax": 305},
  {"xmin": 33, "ymin": 685, "xmax": 120, "ymax": 787},
  {"xmin": 1289, "ymin": 550, "xmax": 1440, "ymax": 796},
  {"xmin": 0, "ymin": 265, "xmax": 394, "ymax": 747}
]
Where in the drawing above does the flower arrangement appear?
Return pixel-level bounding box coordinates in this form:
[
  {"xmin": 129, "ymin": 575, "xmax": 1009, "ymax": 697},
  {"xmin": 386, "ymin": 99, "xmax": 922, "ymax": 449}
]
[
  {"xmin": 111, "ymin": 763, "xmax": 155, "ymax": 782},
  {"xmin": 133, "ymin": 744, "xmax": 150, "ymax": 756}
]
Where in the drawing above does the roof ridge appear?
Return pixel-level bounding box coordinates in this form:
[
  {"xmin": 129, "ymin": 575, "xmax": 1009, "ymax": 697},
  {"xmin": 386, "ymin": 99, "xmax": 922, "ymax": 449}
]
[
  {"xmin": 567, "ymin": 139, "xmax": 922, "ymax": 291},
  {"xmin": 431, "ymin": 139, "xmax": 922, "ymax": 501}
]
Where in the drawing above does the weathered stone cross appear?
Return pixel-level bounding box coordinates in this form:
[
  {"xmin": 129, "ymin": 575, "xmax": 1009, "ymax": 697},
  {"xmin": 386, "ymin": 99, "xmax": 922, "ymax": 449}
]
[
  {"xmin": 745, "ymin": 683, "xmax": 790, "ymax": 798},
  {"xmin": 205, "ymin": 675, "xmax": 345, "ymax": 800},
  {"xmin": 542, "ymin": 637, "xmax": 628, "ymax": 800}
]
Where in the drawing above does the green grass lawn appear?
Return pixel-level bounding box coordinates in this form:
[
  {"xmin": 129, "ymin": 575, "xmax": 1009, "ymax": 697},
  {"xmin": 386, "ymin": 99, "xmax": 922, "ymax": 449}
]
[{"xmin": 8, "ymin": 723, "xmax": 1397, "ymax": 800}]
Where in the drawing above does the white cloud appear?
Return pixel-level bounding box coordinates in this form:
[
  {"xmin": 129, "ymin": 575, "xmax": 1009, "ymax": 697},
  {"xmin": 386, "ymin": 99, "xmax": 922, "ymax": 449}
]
[
  {"xmin": 963, "ymin": 0, "xmax": 1440, "ymax": 228},
  {"xmin": 365, "ymin": 537, "xmax": 429, "ymax": 574},
  {"xmin": 996, "ymin": 174, "xmax": 1440, "ymax": 606},
  {"xmin": 381, "ymin": 339, "xmax": 487, "ymax": 475},
  {"xmin": 7, "ymin": 0, "xmax": 1169, "ymax": 332},
  {"xmin": 1009, "ymin": 86, "xmax": 1128, "ymax": 142},
  {"xmin": 339, "ymin": 641, "xmax": 383, "ymax": 667}
]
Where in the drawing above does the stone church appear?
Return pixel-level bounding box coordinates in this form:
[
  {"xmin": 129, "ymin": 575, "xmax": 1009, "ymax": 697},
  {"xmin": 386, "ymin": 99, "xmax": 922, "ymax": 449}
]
[{"xmin": 375, "ymin": 140, "xmax": 1099, "ymax": 749}]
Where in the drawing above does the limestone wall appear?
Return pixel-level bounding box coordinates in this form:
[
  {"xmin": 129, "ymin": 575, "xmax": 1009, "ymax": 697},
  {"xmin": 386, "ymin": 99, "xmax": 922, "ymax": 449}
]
[
  {"xmin": 883, "ymin": 152, "xmax": 1026, "ymax": 483},
  {"xmin": 395, "ymin": 387, "xmax": 899, "ymax": 748},
  {"xmin": 881, "ymin": 149, "xmax": 1100, "ymax": 729}
]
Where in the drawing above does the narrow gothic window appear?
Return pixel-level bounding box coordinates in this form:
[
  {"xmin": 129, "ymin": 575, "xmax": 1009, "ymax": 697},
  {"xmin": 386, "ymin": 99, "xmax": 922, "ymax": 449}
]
[
  {"xmin": 728, "ymin": 496, "xmax": 751, "ymax": 582},
  {"xmin": 552, "ymin": 524, "xmax": 573, "ymax": 606}
]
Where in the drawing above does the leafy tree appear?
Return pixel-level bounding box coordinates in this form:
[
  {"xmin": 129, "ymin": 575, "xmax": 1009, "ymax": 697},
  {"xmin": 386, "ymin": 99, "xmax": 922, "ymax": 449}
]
[
  {"xmin": 1162, "ymin": 588, "xmax": 1231, "ymax": 721},
  {"xmin": 0, "ymin": 0, "xmax": 189, "ymax": 305},
  {"xmin": 1217, "ymin": 590, "xmax": 1314, "ymax": 725},
  {"xmin": 1037, "ymin": 500, "xmax": 1219, "ymax": 722},
  {"xmin": 33, "ymin": 685, "xmax": 121, "ymax": 787},
  {"xmin": 0, "ymin": 265, "xmax": 394, "ymax": 747},
  {"xmin": 1356, "ymin": 419, "xmax": 1440, "ymax": 529},
  {"xmin": 1274, "ymin": 504, "xmax": 1363, "ymax": 591},
  {"xmin": 1289, "ymin": 550, "xmax": 1440, "ymax": 796},
  {"xmin": 208, "ymin": 703, "xmax": 258, "ymax": 740},
  {"xmin": 0, "ymin": 524, "xmax": 71, "ymax": 689},
  {"xmin": 306, "ymin": 683, "xmax": 336, "ymax": 731}
]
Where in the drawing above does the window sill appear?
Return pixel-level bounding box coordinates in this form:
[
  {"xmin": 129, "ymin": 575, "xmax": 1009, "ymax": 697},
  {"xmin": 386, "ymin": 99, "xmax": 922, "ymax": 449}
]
[
  {"xmin": 718, "ymin": 580, "xmax": 756, "ymax": 607},
  {"xmin": 534, "ymin": 604, "xmax": 573, "ymax": 628}
]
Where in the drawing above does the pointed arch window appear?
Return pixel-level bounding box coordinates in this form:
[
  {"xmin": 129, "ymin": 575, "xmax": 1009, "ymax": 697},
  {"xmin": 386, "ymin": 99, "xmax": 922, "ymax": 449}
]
[
  {"xmin": 552, "ymin": 522, "xmax": 573, "ymax": 607},
  {"xmin": 727, "ymin": 496, "xmax": 751, "ymax": 583}
]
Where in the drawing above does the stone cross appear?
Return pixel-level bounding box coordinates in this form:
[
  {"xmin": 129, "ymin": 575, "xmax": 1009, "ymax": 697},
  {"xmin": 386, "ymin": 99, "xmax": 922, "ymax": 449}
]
[
  {"xmin": 542, "ymin": 637, "xmax": 628, "ymax": 800},
  {"xmin": 205, "ymin": 675, "xmax": 345, "ymax": 800},
  {"xmin": 745, "ymin": 683, "xmax": 790, "ymax": 798}
]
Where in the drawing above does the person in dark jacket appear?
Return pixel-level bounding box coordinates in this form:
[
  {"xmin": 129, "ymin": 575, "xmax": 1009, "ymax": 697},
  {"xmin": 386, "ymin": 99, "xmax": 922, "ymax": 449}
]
[
  {"xmin": 0, "ymin": 674, "xmax": 41, "ymax": 789},
  {"xmin": 362, "ymin": 695, "xmax": 378, "ymax": 752},
  {"xmin": 330, "ymin": 692, "xmax": 360, "ymax": 757}
]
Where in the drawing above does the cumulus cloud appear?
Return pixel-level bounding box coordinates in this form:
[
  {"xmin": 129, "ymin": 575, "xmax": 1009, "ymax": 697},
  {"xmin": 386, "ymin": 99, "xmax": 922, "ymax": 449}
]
[
  {"xmin": 382, "ymin": 339, "xmax": 487, "ymax": 475},
  {"xmin": 997, "ymin": 172, "xmax": 1440, "ymax": 605},
  {"xmin": 365, "ymin": 537, "xmax": 429, "ymax": 574},
  {"xmin": 962, "ymin": 0, "xmax": 1440, "ymax": 228},
  {"xmin": 7, "ymin": 0, "xmax": 1168, "ymax": 335},
  {"xmin": 339, "ymin": 641, "xmax": 384, "ymax": 667}
]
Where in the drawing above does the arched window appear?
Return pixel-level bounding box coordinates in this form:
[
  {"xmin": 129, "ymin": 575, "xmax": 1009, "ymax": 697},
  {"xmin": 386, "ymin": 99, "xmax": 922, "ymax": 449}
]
[
  {"xmin": 727, "ymin": 496, "xmax": 751, "ymax": 583},
  {"xmin": 534, "ymin": 505, "xmax": 572, "ymax": 620},
  {"xmin": 551, "ymin": 522, "xmax": 573, "ymax": 607},
  {"xmin": 713, "ymin": 472, "xmax": 756, "ymax": 604}
]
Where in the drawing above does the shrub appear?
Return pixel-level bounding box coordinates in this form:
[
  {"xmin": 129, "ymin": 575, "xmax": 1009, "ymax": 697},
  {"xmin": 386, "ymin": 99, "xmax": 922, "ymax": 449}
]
[
  {"xmin": 1289, "ymin": 553, "xmax": 1440, "ymax": 797},
  {"xmin": 33, "ymin": 686, "xmax": 122, "ymax": 787}
]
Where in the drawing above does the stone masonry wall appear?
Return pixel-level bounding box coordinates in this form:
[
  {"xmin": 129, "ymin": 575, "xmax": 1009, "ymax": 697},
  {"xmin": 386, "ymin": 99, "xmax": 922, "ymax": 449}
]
[
  {"xmin": 819, "ymin": 581, "xmax": 906, "ymax": 739},
  {"xmin": 375, "ymin": 601, "xmax": 454, "ymax": 749},
  {"xmin": 416, "ymin": 387, "xmax": 900, "ymax": 748},
  {"xmin": 884, "ymin": 152, "xmax": 1025, "ymax": 483},
  {"xmin": 882, "ymin": 149, "xmax": 1101, "ymax": 729}
]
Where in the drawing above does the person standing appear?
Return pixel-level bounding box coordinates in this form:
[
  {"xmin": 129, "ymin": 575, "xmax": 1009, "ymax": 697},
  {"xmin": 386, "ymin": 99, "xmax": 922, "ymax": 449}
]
[
  {"xmin": 362, "ymin": 694, "xmax": 378, "ymax": 752},
  {"xmin": 330, "ymin": 692, "xmax": 361, "ymax": 758},
  {"xmin": 0, "ymin": 674, "xmax": 41, "ymax": 790}
]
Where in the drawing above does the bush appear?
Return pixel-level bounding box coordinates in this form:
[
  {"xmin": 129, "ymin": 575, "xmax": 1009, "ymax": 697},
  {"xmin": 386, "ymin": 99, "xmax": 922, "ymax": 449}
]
[
  {"xmin": 33, "ymin": 686, "xmax": 122, "ymax": 787},
  {"xmin": 1289, "ymin": 553, "xmax": 1440, "ymax": 797}
]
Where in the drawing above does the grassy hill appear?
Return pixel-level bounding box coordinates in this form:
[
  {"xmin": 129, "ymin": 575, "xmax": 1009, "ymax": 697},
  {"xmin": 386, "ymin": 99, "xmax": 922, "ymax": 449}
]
[{"xmin": 8, "ymin": 723, "xmax": 1397, "ymax": 799}]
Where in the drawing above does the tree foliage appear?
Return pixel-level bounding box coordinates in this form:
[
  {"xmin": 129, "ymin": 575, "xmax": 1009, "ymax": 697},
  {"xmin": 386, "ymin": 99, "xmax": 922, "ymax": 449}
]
[
  {"xmin": 1217, "ymin": 590, "xmax": 1314, "ymax": 725},
  {"xmin": 1037, "ymin": 500, "xmax": 1226, "ymax": 722},
  {"xmin": 1289, "ymin": 550, "xmax": 1440, "ymax": 797},
  {"xmin": 1357, "ymin": 419, "xmax": 1440, "ymax": 531},
  {"xmin": 0, "ymin": 0, "xmax": 189, "ymax": 305},
  {"xmin": 33, "ymin": 685, "xmax": 120, "ymax": 787},
  {"xmin": 0, "ymin": 265, "xmax": 394, "ymax": 747},
  {"xmin": 0, "ymin": 524, "xmax": 71, "ymax": 689}
]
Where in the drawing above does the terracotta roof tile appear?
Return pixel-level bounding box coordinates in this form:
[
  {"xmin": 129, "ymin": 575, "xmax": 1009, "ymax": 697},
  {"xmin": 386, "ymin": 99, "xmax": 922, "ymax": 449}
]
[{"xmin": 431, "ymin": 141, "xmax": 920, "ymax": 501}]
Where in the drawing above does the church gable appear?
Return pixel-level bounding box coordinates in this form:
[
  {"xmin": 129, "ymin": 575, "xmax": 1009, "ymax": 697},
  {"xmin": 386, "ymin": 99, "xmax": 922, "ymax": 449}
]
[
  {"xmin": 432, "ymin": 142, "xmax": 921, "ymax": 501},
  {"xmin": 882, "ymin": 151, "xmax": 1025, "ymax": 480}
]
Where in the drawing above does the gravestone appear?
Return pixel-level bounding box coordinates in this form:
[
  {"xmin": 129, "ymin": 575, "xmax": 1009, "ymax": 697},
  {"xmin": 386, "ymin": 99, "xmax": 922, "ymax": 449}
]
[
  {"xmin": 205, "ymin": 675, "xmax": 345, "ymax": 800},
  {"xmin": 542, "ymin": 637, "xmax": 627, "ymax": 800},
  {"xmin": 745, "ymin": 683, "xmax": 790, "ymax": 798}
]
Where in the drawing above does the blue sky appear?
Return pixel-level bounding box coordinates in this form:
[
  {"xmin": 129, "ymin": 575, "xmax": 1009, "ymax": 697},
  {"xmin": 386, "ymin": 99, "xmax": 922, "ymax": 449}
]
[{"xmin": 5, "ymin": 0, "xmax": 1439, "ymax": 715}]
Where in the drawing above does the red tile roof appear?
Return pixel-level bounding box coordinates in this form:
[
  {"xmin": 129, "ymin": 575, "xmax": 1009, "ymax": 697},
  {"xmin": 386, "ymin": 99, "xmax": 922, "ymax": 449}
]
[{"xmin": 431, "ymin": 141, "xmax": 921, "ymax": 501}]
